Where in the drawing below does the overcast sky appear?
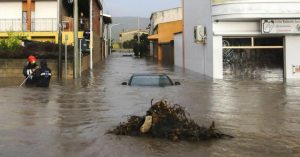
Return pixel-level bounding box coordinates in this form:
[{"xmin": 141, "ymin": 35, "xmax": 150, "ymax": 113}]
[{"xmin": 103, "ymin": 0, "xmax": 181, "ymax": 17}]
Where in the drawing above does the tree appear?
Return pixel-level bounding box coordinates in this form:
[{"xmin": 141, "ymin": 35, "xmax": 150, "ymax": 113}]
[
  {"xmin": 123, "ymin": 39, "xmax": 136, "ymax": 49},
  {"xmin": 133, "ymin": 33, "xmax": 150, "ymax": 57}
]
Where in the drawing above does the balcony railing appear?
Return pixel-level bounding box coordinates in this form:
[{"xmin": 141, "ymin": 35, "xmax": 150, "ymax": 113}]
[
  {"xmin": 0, "ymin": 18, "xmax": 57, "ymax": 32},
  {"xmin": 212, "ymin": 0, "xmax": 296, "ymax": 4},
  {"xmin": 212, "ymin": 0, "xmax": 249, "ymax": 4},
  {"xmin": 32, "ymin": 18, "xmax": 57, "ymax": 32},
  {"xmin": 0, "ymin": 19, "xmax": 23, "ymax": 32},
  {"xmin": 212, "ymin": 0, "xmax": 300, "ymax": 20},
  {"xmin": 0, "ymin": 18, "xmax": 90, "ymax": 32}
]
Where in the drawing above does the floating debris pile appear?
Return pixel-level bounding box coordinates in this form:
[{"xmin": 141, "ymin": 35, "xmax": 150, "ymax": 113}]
[{"xmin": 108, "ymin": 100, "xmax": 232, "ymax": 142}]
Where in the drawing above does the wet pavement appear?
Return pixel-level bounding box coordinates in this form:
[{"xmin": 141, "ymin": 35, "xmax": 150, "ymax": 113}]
[{"xmin": 0, "ymin": 52, "xmax": 300, "ymax": 157}]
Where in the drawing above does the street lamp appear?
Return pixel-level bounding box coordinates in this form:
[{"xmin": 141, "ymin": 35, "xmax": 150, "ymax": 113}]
[{"xmin": 109, "ymin": 23, "xmax": 120, "ymax": 54}]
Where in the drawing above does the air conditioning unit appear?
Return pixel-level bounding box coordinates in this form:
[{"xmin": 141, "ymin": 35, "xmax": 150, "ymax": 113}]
[{"xmin": 194, "ymin": 25, "xmax": 207, "ymax": 44}]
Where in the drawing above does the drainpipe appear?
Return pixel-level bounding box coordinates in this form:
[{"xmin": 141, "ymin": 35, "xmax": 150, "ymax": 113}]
[
  {"xmin": 182, "ymin": 0, "xmax": 185, "ymax": 69},
  {"xmin": 27, "ymin": 0, "xmax": 32, "ymax": 31},
  {"xmin": 89, "ymin": 0, "xmax": 93, "ymax": 70}
]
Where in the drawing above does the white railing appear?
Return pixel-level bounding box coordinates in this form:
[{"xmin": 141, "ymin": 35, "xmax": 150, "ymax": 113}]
[
  {"xmin": 212, "ymin": 0, "xmax": 300, "ymax": 20},
  {"xmin": 0, "ymin": 19, "xmax": 23, "ymax": 32},
  {"xmin": 212, "ymin": 0, "xmax": 300, "ymax": 4},
  {"xmin": 32, "ymin": 18, "xmax": 57, "ymax": 32},
  {"xmin": 0, "ymin": 18, "xmax": 57, "ymax": 32}
]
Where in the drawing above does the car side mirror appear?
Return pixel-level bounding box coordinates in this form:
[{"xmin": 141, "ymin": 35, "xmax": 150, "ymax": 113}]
[
  {"xmin": 122, "ymin": 82, "xmax": 128, "ymax": 85},
  {"xmin": 174, "ymin": 82, "xmax": 181, "ymax": 85}
]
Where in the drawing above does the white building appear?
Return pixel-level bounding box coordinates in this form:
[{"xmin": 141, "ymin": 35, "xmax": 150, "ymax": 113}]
[
  {"xmin": 175, "ymin": 0, "xmax": 300, "ymax": 79},
  {"xmin": 102, "ymin": 13, "xmax": 112, "ymax": 58},
  {"xmin": 0, "ymin": 0, "xmax": 58, "ymax": 32}
]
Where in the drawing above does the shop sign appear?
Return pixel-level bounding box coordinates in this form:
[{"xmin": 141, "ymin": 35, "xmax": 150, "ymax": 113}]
[
  {"xmin": 293, "ymin": 65, "xmax": 300, "ymax": 74},
  {"xmin": 261, "ymin": 19, "xmax": 300, "ymax": 34}
]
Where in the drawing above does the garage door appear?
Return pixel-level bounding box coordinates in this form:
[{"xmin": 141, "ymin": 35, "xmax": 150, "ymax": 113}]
[{"xmin": 223, "ymin": 37, "xmax": 284, "ymax": 80}]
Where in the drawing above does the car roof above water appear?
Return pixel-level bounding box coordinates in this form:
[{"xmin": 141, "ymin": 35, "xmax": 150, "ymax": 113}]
[{"xmin": 132, "ymin": 73, "xmax": 168, "ymax": 76}]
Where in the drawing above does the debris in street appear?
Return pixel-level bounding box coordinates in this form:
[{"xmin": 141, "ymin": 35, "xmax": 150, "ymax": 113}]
[{"xmin": 107, "ymin": 99, "xmax": 233, "ymax": 142}]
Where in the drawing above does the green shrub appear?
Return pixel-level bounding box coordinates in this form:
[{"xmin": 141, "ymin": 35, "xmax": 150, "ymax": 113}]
[
  {"xmin": 0, "ymin": 32, "xmax": 22, "ymax": 51},
  {"xmin": 0, "ymin": 39, "xmax": 8, "ymax": 50},
  {"xmin": 0, "ymin": 32, "xmax": 75, "ymax": 59}
]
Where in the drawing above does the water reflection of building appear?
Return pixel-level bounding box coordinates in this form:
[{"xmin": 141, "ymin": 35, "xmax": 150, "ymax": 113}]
[{"xmin": 175, "ymin": 0, "xmax": 300, "ymax": 79}]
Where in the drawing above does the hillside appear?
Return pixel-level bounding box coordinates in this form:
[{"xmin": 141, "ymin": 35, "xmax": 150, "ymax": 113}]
[{"xmin": 111, "ymin": 17, "xmax": 150, "ymax": 41}]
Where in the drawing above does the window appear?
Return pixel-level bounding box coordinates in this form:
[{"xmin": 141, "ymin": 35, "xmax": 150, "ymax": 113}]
[
  {"xmin": 130, "ymin": 75, "xmax": 173, "ymax": 86},
  {"xmin": 223, "ymin": 37, "xmax": 283, "ymax": 49}
]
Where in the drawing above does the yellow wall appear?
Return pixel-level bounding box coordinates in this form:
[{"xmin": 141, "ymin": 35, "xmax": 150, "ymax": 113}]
[
  {"xmin": 157, "ymin": 20, "xmax": 183, "ymax": 44},
  {"xmin": 149, "ymin": 20, "xmax": 182, "ymax": 63},
  {"xmin": 112, "ymin": 43, "xmax": 121, "ymax": 49},
  {"xmin": 0, "ymin": 31, "xmax": 83, "ymax": 45}
]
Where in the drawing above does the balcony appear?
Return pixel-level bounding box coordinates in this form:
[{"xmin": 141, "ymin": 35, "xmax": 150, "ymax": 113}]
[
  {"xmin": 0, "ymin": 19, "xmax": 23, "ymax": 32},
  {"xmin": 0, "ymin": 18, "xmax": 58, "ymax": 32},
  {"xmin": 212, "ymin": 0, "xmax": 300, "ymax": 21},
  {"xmin": 32, "ymin": 18, "xmax": 58, "ymax": 32}
]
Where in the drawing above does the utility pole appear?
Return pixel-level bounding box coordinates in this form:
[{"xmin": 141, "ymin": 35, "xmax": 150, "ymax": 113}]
[
  {"xmin": 138, "ymin": 16, "xmax": 140, "ymax": 42},
  {"xmin": 58, "ymin": 0, "xmax": 62, "ymax": 80},
  {"xmin": 137, "ymin": 16, "xmax": 140, "ymax": 56},
  {"xmin": 65, "ymin": 35, "xmax": 68, "ymax": 79},
  {"xmin": 73, "ymin": 0, "xmax": 79, "ymax": 79}
]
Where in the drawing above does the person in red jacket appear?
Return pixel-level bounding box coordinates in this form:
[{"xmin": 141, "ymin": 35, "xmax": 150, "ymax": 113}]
[{"xmin": 22, "ymin": 55, "xmax": 39, "ymax": 86}]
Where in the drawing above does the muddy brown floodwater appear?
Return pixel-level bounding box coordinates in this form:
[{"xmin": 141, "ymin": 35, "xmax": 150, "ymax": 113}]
[{"xmin": 0, "ymin": 53, "xmax": 300, "ymax": 157}]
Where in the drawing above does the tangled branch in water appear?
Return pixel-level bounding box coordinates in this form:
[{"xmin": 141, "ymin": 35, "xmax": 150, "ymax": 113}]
[{"xmin": 107, "ymin": 99, "xmax": 233, "ymax": 142}]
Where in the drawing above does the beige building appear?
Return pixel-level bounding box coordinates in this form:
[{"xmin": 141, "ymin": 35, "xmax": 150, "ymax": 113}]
[{"xmin": 119, "ymin": 29, "xmax": 148, "ymax": 43}]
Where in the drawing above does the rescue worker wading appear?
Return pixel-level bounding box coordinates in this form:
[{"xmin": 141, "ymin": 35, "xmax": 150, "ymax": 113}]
[
  {"xmin": 23, "ymin": 55, "xmax": 39, "ymax": 87},
  {"xmin": 35, "ymin": 60, "xmax": 52, "ymax": 87}
]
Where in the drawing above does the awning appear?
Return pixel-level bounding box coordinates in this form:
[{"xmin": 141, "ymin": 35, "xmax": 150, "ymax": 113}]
[
  {"xmin": 102, "ymin": 14, "xmax": 112, "ymax": 24},
  {"xmin": 148, "ymin": 34, "xmax": 159, "ymax": 40}
]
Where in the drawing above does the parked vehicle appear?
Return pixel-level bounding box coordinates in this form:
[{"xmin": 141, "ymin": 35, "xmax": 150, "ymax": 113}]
[{"xmin": 122, "ymin": 73, "xmax": 180, "ymax": 87}]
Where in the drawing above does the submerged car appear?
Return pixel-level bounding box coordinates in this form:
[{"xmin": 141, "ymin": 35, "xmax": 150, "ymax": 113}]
[{"xmin": 122, "ymin": 73, "xmax": 180, "ymax": 87}]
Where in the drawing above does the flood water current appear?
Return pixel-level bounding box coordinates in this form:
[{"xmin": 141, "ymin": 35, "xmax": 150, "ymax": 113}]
[{"xmin": 0, "ymin": 53, "xmax": 300, "ymax": 157}]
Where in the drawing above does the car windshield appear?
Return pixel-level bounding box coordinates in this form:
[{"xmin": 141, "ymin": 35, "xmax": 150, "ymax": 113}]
[{"xmin": 130, "ymin": 75, "xmax": 173, "ymax": 86}]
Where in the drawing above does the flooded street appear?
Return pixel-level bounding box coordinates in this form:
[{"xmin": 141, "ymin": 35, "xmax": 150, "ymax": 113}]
[{"xmin": 0, "ymin": 52, "xmax": 300, "ymax": 157}]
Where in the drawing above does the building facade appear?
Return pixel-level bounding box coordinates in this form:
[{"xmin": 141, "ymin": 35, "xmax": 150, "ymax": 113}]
[
  {"xmin": 0, "ymin": 0, "xmax": 107, "ymax": 68},
  {"xmin": 176, "ymin": 0, "xmax": 300, "ymax": 79},
  {"xmin": 0, "ymin": 0, "xmax": 59, "ymax": 42},
  {"xmin": 102, "ymin": 13, "xmax": 112, "ymax": 58},
  {"xmin": 149, "ymin": 7, "xmax": 183, "ymax": 64}
]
